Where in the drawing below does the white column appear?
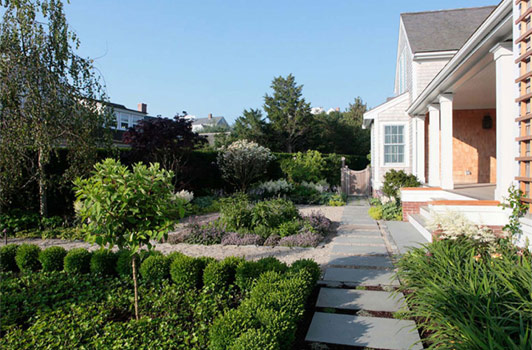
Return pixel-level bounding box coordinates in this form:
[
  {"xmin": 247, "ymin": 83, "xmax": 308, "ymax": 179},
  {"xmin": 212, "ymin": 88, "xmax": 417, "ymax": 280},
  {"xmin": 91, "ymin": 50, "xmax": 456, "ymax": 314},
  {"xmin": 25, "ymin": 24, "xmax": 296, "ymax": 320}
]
[
  {"xmin": 428, "ymin": 104, "xmax": 441, "ymax": 186},
  {"xmin": 491, "ymin": 42, "xmax": 515, "ymax": 201},
  {"xmin": 414, "ymin": 115, "xmax": 426, "ymax": 183},
  {"xmin": 439, "ymin": 94, "xmax": 454, "ymax": 190}
]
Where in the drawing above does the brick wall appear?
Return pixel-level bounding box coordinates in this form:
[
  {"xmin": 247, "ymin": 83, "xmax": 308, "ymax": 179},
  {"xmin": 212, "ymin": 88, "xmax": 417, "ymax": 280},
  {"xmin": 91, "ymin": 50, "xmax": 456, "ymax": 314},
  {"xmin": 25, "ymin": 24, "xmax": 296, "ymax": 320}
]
[
  {"xmin": 402, "ymin": 201, "xmax": 428, "ymax": 222},
  {"xmin": 453, "ymin": 109, "xmax": 497, "ymax": 184}
]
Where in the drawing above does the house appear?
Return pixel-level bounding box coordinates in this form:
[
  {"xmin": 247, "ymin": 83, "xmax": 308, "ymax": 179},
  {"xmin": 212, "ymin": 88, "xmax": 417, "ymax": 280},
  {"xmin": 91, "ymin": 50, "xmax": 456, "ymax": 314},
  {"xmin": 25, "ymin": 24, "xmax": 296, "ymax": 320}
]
[
  {"xmin": 364, "ymin": 0, "xmax": 532, "ymax": 249},
  {"xmin": 189, "ymin": 113, "xmax": 229, "ymax": 132},
  {"xmin": 106, "ymin": 102, "xmax": 151, "ymax": 131}
]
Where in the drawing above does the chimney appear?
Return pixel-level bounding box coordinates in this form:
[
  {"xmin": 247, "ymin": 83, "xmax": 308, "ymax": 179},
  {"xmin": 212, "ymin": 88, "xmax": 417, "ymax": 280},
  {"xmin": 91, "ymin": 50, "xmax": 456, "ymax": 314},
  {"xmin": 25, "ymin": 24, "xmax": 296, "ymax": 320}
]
[
  {"xmin": 208, "ymin": 113, "xmax": 213, "ymax": 120},
  {"xmin": 138, "ymin": 103, "xmax": 147, "ymax": 114}
]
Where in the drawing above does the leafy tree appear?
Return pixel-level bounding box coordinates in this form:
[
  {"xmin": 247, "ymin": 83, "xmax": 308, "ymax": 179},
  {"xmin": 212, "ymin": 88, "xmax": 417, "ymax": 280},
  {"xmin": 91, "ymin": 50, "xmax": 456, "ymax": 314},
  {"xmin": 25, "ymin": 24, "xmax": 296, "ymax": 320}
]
[
  {"xmin": 122, "ymin": 113, "xmax": 206, "ymax": 188},
  {"xmin": 343, "ymin": 96, "xmax": 367, "ymax": 127},
  {"xmin": 74, "ymin": 159, "xmax": 184, "ymax": 320},
  {"xmin": 0, "ymin": 0, "xmax": 113, "ymax": 218},
  {"xmin": 263, "ymin": 74, "xmax": 312, "ymax": 153},
  {"xmin": 281, "ymin": 150, "xmax": 326, "ymax": 183},
  {"xmin": 217, "ymin": 140, "xmax": 275, "ymax": 191},
  {"xmin": 232, "ymin": 108, "xmax": 270, "ymax": 147}
]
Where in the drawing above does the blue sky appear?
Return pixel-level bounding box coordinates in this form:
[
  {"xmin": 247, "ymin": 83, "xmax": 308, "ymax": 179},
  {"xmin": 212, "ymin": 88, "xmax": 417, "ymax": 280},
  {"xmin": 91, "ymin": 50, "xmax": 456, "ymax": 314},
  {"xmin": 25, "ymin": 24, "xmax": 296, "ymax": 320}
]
[{"xmin": 64, "ymin": 0, "xmax": 498, "ymax": 122}]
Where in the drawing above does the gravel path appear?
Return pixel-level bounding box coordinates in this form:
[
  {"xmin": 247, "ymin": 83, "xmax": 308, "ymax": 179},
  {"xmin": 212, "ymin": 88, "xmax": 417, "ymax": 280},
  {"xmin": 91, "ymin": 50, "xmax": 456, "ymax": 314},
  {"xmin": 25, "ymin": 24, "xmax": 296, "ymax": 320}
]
[{"xmin": 1, "ymin": 205, "xmax": 346, "ymax": 266}]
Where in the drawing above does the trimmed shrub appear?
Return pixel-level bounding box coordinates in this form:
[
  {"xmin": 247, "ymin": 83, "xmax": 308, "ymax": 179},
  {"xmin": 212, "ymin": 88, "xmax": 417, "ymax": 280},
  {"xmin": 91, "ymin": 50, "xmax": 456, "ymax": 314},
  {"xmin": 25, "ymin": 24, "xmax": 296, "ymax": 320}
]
[
  {"xmin": 90, "ymin": 250, "xmax": 117, "ymax": 276},
  {"xmin": 235, "ymin": 257, "xmax": 288, "ymax": 292},
  {"xmin": 166, "ymin": 251, "xmax": 185, "ymax": 263},
  {"xmin": 203, "ymin": 256, "xmax": 245, "ymax": 291},
  {"xmin": 0, "ymin": 244, "xmax": 19, "ymax": 272},
  {"xmin": 209, "ymin": 306, "xmax": 259, "ymax": 350},
  {"xmin": 140, "ymin": 255, "xmax": 170, "ymax": 282},
  {"xmin": 64, "ymin": 248, "xmax": 91, "ymax": 274},
  {"xmin": 39, "ymin": 246, "xmax": 67, "ymax": 272},
  {"xmin": 382, "ymin": 169, "xmax": 421, "ymax": 200},
  {"xmin": 15, "ymin": 244, "xmax": 41, "ymax": 272},
  {"xmin": 290, "ymin": 259, "xmax": 321, "ymax": 285},
  {"xmin": 254, "ymin": 307, "xmax": 296, "ymax": 350},
  {"xmin": 170, "ymin": 255, "xmax": 205, "ymax": 290},
  {"xmin": 116, "ymin": 249, "xmax": 136, "ymax": 277},
  {"xmin": 230, "ymin": 328, "xmax": 280, "ymax": 350}
]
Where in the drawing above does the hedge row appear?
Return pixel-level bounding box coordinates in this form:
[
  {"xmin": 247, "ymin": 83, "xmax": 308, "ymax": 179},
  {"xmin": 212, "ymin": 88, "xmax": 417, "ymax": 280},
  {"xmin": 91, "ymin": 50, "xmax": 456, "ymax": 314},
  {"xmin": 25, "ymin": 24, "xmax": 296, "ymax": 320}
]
[{"xmin": 7, "ymin": 148, "xmax": 368, "ymax": 217}]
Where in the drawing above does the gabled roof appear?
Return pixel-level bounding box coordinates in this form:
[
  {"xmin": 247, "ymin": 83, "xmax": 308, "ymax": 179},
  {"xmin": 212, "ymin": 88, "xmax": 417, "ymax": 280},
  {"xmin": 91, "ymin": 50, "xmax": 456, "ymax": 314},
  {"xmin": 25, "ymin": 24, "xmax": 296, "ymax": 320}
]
[
  {"xmin": 401, "ymin": 6, "xmax": 497, "ymax": 53},
  {"xmin": 192, "ymin": 116, "xmax": 225, "ymax": 125}
]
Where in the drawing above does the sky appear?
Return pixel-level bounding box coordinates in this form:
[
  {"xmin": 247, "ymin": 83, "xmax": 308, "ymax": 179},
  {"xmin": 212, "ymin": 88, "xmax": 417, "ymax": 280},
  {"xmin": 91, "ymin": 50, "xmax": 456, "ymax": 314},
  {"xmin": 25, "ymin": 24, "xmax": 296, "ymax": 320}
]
[{"xmin": 62, "ymin": 0, "xmax": 499, "ymax": 123}]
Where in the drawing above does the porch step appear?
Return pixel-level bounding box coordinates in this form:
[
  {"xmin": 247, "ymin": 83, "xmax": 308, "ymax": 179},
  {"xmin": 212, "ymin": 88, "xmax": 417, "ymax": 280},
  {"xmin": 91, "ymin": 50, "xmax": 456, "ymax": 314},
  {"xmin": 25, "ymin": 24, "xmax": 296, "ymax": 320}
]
[
  {"xmin": 419, "ymin": 205, "xmax": 432, "ymax": 220},
  {"xmin": 408, "ymin": 214, "xmax": 432, "ymax": 242}
]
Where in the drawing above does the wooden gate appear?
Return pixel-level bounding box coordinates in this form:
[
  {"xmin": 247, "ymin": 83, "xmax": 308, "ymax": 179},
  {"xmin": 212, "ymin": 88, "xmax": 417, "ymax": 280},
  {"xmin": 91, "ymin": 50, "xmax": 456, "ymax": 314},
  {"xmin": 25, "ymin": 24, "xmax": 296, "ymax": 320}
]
[{"xmin": 341, "ymin": 165, "xmax": 371, "ymax": 196}]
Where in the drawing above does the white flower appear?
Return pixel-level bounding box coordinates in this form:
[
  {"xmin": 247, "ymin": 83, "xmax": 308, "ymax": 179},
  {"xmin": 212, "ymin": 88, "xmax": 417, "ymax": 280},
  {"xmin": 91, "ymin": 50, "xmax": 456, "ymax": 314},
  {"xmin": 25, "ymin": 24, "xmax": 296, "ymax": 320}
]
[
  {"xmin": 175, "ymin": 190, "xmax": 194, "ymax": 203},
  {"xmin": 427, "ymin": 209, "xmax": 497, "ymax": 244}
]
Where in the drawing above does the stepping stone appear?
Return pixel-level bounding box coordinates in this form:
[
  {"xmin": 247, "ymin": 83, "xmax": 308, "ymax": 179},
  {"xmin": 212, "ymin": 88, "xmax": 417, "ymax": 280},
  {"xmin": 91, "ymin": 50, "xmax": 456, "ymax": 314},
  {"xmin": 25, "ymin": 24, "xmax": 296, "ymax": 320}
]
[
  {"xmin": 328, "ymin": 255, "xmax": 394, "ymax": 268},
  {"xmin": 338, "ymin": 224, "xmax": 380, "ymax": 232},
  {"xmin": 332, "ymin": 244, "xmax": 388, "ymax": 256},
  {"xmin": 306, "ymin": 312, "xmax": 423, "ymax": 350},
  {"xmin": 385, "ymin": 221, "xmax": 429, "ymax": 255},
  {"xmin": 337, "ymin": 229, "xmax": 382, "ymax": 237},
  {"xmin": 332, "ymin": 235, "xmax": 385, "ymax": 245},
  {"xmin": 323, "ymin": 267, "xmax": 399, "ymax": 287},
  {"xmin": 316, "ymin": 288, "xmax": 405, "ymax": 312}
]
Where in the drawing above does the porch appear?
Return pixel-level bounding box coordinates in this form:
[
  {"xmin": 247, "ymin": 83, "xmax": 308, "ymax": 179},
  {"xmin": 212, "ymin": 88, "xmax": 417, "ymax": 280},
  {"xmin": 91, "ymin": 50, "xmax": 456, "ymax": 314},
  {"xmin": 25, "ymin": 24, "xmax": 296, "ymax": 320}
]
[{"xmin": 447, "ymin": 183, "xmax": 496, "ymax": 201}]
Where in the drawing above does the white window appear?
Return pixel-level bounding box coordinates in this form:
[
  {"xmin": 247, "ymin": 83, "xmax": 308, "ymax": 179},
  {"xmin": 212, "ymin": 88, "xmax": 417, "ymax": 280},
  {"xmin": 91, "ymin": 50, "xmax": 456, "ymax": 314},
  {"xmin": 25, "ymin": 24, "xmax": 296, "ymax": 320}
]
[
  {"xmin": 384, "ymin": 125, "xmax": 405, "ymax": 164},
  {"xmin": 120, "ymin": 114, "xmax": 129, "ymax": 130}
]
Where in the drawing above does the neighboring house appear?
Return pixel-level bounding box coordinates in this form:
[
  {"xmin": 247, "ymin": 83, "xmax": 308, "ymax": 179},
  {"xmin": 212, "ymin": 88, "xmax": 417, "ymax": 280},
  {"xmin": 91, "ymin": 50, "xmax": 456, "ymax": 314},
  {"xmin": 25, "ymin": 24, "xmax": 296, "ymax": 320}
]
[
  {"xmin": 107, "ymin": 102, "xmax": 151, "ymax": 131},
  {"xmin": 311, "ymin": 107, "xmax": 341, "ymax": 115},
  {"xmin": 364, "ymin": 0, "xmax": 532, "ymax": 249},
  {"xmin": 189, "ymin": 113, "xmax": 229, "ymax": 132}
]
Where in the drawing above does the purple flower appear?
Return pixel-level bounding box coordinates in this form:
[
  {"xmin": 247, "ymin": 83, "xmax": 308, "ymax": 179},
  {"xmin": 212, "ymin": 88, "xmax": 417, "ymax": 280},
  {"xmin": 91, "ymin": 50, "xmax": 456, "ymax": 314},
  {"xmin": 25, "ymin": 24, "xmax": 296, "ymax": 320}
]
[
  {"xmin": 184, "ymin": 223, "xmax": 225, "ymax": 245},
  {"xmin": 221, "ymin": 232, "xmax": 264, "ymax": 246},
  {"xmin": 264, "ymin": 234, "xmax": 281, "ymax": 246},
  {"xmin": 302, "ymin": 211, "xmax": 332, "ymax": 235},
  {"xmin": 278, "ymin": 231, "xmax": 322, "ymax": 248}
]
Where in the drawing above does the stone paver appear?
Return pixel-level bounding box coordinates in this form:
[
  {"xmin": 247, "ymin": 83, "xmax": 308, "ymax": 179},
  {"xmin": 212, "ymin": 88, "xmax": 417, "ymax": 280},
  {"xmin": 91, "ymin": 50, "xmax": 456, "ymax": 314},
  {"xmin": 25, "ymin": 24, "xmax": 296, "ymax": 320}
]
[
  {"xmin": 332, "ymin": 244, "xmax": 389, "ymax": 256},
  {"xmin": 328, "ymin": 255, "xmax": 394, "ymax": 268},
  {"xmin": 317, "ymin": 288, "xmax": 405, "ymax": 312},
  {"xmin": 323, "ymin": 267, "xmax": 399, "ymax": 287},
  {"xmin": 306, "ymin": 312, "xmax": 423, "ymax": 350},
  {"xmin": 305, "ymin": 199, "xmax": 421, "ymax": 349},
  {"xmin": 332, "ymin": 235, "xmax": 386, "ymax": 245},
  {"xmin": 386, "ymin": 220, "xmax": 429, "ymax": 255}
]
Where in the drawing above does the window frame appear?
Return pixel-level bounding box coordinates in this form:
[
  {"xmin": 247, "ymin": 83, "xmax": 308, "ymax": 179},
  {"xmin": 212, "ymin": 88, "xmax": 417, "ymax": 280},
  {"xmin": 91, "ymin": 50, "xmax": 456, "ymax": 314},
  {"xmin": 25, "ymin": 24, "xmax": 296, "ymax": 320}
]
[{"xmin": 381, "ymin": 122, "xmax": 409, "ymax": 167}]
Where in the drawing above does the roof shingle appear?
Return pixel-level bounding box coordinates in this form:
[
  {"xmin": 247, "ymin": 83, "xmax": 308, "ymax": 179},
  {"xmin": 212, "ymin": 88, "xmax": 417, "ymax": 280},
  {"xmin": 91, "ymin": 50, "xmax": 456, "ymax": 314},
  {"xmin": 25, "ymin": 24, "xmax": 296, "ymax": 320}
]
[{"xmin": 401, "ymin": 6, "xmax": 497, "ymax": 53}]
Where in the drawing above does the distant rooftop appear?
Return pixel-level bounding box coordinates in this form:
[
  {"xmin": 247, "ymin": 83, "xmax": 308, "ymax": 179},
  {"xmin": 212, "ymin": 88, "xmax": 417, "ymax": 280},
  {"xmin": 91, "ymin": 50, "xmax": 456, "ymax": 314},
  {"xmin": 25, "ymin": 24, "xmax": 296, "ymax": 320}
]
[{"xmin": 401, "ymin": 6, "xmax": 497, "ymax": 53}]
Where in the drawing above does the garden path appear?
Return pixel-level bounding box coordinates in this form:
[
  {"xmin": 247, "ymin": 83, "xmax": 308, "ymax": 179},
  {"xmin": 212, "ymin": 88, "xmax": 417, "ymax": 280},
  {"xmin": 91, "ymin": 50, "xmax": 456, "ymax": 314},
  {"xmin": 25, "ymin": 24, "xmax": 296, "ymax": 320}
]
[{"xmin": 305, "ymin": 198, "xmax": 423, "ymax": 350}]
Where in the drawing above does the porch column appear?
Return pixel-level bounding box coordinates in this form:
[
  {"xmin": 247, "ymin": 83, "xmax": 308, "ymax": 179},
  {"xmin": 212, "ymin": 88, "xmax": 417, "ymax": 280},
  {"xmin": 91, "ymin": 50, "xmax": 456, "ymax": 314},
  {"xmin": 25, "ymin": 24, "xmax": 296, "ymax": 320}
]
[
  {"xmin": 439, "ymin": 93, "xmax": 454, "ymax": 190},
  {"xmin": 414, "ymin": 115, "xmax": 426, "ymax": 183},
  {"xmin": 428, "ymin": 104, "xmax": 440, "ymax": 186},
  {"xmin": 491, "ymin": 42, "xmax": 515, "ymax": 200}
]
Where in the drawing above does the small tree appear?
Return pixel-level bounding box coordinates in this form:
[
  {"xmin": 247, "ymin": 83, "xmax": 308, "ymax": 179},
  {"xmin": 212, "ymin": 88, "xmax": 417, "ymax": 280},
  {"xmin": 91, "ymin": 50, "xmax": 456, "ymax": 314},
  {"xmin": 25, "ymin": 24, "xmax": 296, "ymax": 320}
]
[
  {"xmin": 74, "ymin": 159, "xmax": 184, "ymax": 320},
  {"xmin": 281, "ymin": 150, "xmax": 326, "ymax": 184},
  {"xmin": 217, "ymin": 140, "xmax": 274, "ymax": 191}
]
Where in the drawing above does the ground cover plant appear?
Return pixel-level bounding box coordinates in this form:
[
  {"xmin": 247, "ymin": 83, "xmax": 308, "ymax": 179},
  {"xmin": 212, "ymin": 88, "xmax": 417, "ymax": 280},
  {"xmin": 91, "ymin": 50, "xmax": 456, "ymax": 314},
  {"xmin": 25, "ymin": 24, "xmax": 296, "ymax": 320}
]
[
  {"xmin": 397, "ymin": 226, "xmax": 532, "ymax": 349},
  {"xmin": 0, "ymin": 245, "xmax": 319, "ymax": 350},
  {"xmin": 180, "ymin": 194, "xmax": 332, "ymax": 248}
]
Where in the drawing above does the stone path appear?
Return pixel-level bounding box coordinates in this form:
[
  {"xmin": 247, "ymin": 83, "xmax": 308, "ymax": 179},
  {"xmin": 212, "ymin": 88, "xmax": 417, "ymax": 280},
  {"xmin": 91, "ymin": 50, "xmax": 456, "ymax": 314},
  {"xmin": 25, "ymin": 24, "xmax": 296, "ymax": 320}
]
[{"xmin": 305, "ymin": 198, "xmax": 423, "ymax": 350}]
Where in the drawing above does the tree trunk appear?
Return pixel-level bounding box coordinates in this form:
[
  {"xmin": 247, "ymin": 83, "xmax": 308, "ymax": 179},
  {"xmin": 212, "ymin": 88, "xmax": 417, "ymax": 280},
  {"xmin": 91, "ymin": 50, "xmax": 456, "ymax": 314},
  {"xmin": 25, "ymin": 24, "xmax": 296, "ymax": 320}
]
[
  {"xmin": 132, "ymin": 255, "xmax": 139, "ymax": 320},
  {"xmin": 38, "ymin": 148, "xmax": 48, "ymax": 218}
]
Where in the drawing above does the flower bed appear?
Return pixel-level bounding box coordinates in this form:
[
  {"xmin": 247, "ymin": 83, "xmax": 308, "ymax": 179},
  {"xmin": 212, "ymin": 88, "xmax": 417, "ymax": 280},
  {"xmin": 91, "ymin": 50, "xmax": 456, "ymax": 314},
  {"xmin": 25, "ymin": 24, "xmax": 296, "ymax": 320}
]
[
  {"xmin": 0, "ymin": 244, "xmax": 319, "ymax": 349},
  {"xmin": 172, "ymin": 194, "xmax": 332, "ymax": 248}
]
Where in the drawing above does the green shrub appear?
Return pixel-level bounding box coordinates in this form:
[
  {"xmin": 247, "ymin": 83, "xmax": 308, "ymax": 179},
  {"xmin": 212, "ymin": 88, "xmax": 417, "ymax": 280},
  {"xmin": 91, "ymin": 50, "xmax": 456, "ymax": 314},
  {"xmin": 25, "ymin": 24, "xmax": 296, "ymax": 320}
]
[
  {"xmin": 251, "ymin": 198, "xmax": 300, "ymax": 229},
  {"xmin": 397, "ymin": 237, "xmax": 532, "ymax": 349},
  {"xmin": 382, "ymin": 169, "xmax": 420, "ymax": 200},
  {"xmin": 0, "ymin": 244, "xmax": 19, "ymax": 272},
  {"xmin": 230, "ymin": 328, "xmax": 280, "ymax": 350},
  {"xmin": 219, "ymin": 193, "xmax": 253, "ymax": 231},
  {"xmin": 39, "ymin": 246, "xmax": 67, "ymax": 272},
  {"xmin": 254, "ymin": 307, "xmax": 296, "ymax": 350},
  {"xmin": 116, "ymin": 249, "xmax": 135, "ymax": 277},
  {"xmin": 235, "ymin": 257, "xmax": 288, "ymax": 292},
  {"xmin": 381, "ymin": 202, "xmax": 402, "ymax": 221},
  {"xmin": 280, "ymin": 150, "xmax": 326, "ymax": 183},
  {"xmin": 289, "ymin": 184, "xmax": 322, "ymax": 204},
  {"xmin": 327, "ymin": 193, "xmax": 347, "ymax": 206},
  {"xmin": 64, "ymin": 248, "xmax": 91, "ymax": 274},
  {"xmin": 170, "ymin": 255, "xmax": 205, "ymax": 290},
  {"xmin": 277, "ymin": 220, "xmax": 301, "ymax": 237},
  {"xmin": 209, "ymin": 306, "xmax": 259, "ymax": 350},
  {"xmin": 140, "ymin": 255, "xmax": 170, "ymax": 282},
  {"xmin": 15, "ymin": 244, "xmax": 41, "ymax": 272},
  {"xmin": 290, "ymin": 259, "xmax": 321, "ymax": 285},
  {"xmin": 203, "ymin": 257, "xmax": 243, "ymax": 291},
  {"xmin": 90, "ymin": 250, "xmax": 117, "ymax": 276},
  {"xmin": 368, "ymin": 206, "xmax": 383, "ymax": 220}
]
